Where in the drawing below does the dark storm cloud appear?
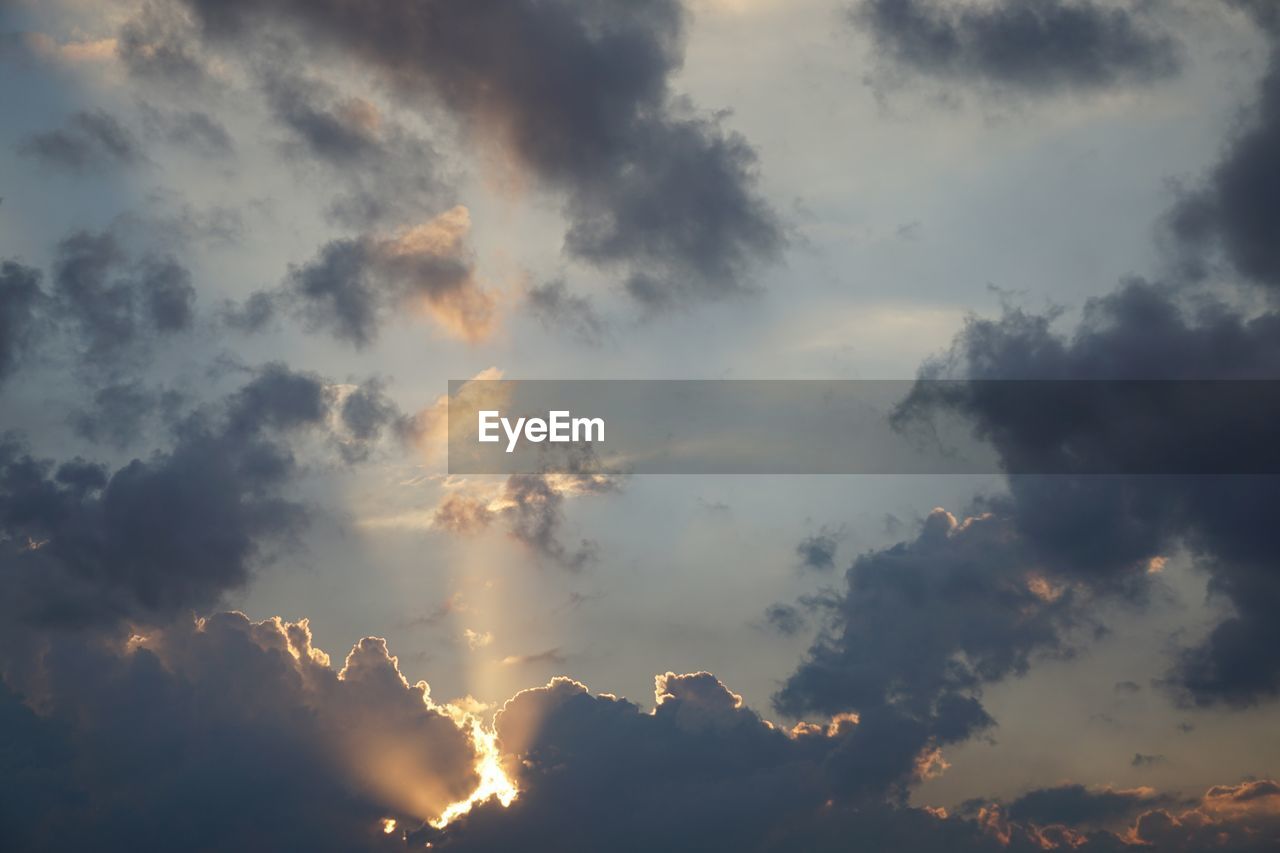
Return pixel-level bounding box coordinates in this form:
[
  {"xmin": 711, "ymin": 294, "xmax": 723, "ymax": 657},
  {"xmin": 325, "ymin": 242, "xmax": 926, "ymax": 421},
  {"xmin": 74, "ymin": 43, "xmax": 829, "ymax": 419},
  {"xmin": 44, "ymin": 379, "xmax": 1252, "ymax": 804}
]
[
  {"xmin": 0, "ymin": 613, "xmax": 480, "ymax": 851},
  {"xmin": 853, "ymin": 0, "xmax": 1182, "ymax": 93},
  {"xmin": 0, "ymin": 260, "xmax": 44, "ymax": 386},
  {"xmin": 48, "ymin": 230, "xmax": 196, "ymax": 366},
  {"xmin": 526, "ymin": 281, "xmax": 608, "ymax": 346},
  {"xmin": 1164, "ymin": 6, "xmax": 1280, "ymax": 289},
  {"xmin": 895, "ymin": 280, "xmax": 1280, "ymax": 706},
  {"xmin": 0, "ymin": 363, "xmax": 334, "ymax": 626},
  {"xmin": 177, "ymin": 0, "xmax": 783, "ymax": 305},
  {"xmin": 17, "ymin": 110, "xmax": 145, "ymax": 174}
]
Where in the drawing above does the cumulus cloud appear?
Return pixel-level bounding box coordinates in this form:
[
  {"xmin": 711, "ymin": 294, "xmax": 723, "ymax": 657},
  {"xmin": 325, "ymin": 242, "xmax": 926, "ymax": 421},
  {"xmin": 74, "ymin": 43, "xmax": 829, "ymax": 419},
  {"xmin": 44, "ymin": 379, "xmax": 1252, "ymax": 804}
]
[
  {"xmin": 894, "ymin": 280, "xmax": 1280, "ymax": 706},
  {"xmin": 419, "ymin": 671, "xmax": 867, "ymax": 849},
  {"xmin": 18, "ymin": 110, "xmax": 146, "ymax": 174},
  {"xmin": 175, "ymin": 0, "xmax": 784, "ymax": 306},
  {"xmin": 408, "ymin": 669, "xmax": 1280, "ymax": 852},
  {"xmin": 853, "ymin": 0, "xmax": 1182, "ymax": 94},
  {"xmin": 0, "ymin": 612, "xmax": 481, "ymax": 849},
  {"xmin": 1, "ymin": 604, "xmax": 1276, "ymax": 852},
  {"xmin": 0, "ymin": 363, "xmax": 408, "ymax": 626},
  {"xmin": 775, "ymin": 507, "xmax": 1089, "ymax": 795}
]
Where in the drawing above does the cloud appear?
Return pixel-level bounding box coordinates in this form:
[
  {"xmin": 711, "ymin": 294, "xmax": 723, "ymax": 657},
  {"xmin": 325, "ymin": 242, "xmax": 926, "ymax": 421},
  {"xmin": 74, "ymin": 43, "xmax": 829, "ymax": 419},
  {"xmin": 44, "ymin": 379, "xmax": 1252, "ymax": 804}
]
[
  {"xmin": 0, "ymin": 260, "xmax": 44, "ymax": 386},
  {"xmin": 1164, "ymin": 7, "xmax": 1280, "ymax": 288},
  {"xmin": 415, "ymin": 669, "xmax": 1280, "ymax": 852},
  {"xmin": 775, "ymin": 508, "xmax": 1084, "ymax": 792},
  {"xmin": 68, "ymin": 381, "xmax": 182, "ymax": 450},
  {"xmin": 0, "ymin": 363, "xmax": 349, "ymax": 626},
  {"xmin": 177, "ymin": 0, "xmax": 784, "ymax": 306},
  {"xmin": 117, "ymin": 0, "xmax": 211, "ymax": 89},
  {"xmin": 221, "ymin": 289, "xmax": 277, "ymax": 333},
  {"xmin": 257, "ymin": 66, "xmax": 452, "ymax": 228},
  {"xmin": 796, "ymin": 530, "xmax": 838, "ymax": 572},
  {"xmin": 997, "ymin": 783, "xmax": 1171, "ymax": 828},
  {"xmin": 0, "ymin": 612, "xmax": 482, "ymax": 849},
  {"xmin": 418, "ymin": 671, "xmax": 869, "ymax": 849},
  {"xmin": 526, "ymin": 281, "xmax": 608, "ymax": 346},
  {"xmin": 464, "ymin": 628, "xmax": 494, "ymax": 651},
  {"xmin": 46, "ymin": 230, "xmax": 196, "ymax": 368},
  {"xmin": 763, "ymin": 602, "xmax": 806, "ymax": 636},
  {"xmin": 399, "ymin": 367, "xmax": 509, "ymax": 462},
  {"xmin": 853, "ymin": 0, "xmax": 1182, "ymax": 94},
  {"xmin": 1122, "ymin": 782, "xmax": 1280, "ymax": 851},
  {"xmin": 432, "ymin": 469, "xmax": 620, "ymax": 571},
  {"xmin": 1133, "ymin": 753, "xmax": 1166, "ymax": 767},
  {"xmin": 262, "ymin": 206, "xmax": 494, "ymax": 346},
  {"xmin": 894, "ymin": 280, "xmax": 1280, "ymax": 706},
  {"xmin": 140, "ymin": 105, "xmax": 235, "ymax": 158},
  {"xmin": 2, "ymin": 607, "xmax": 1277, "ymax": 851},
  {"xmin": 499, "ymin": 648, "xmax": 566, "ymax": 668},
  {"xmin": 325, "ymin": 379, "xmax": 409, "ymax": 463},
  {"xmin": 0, "ymin": 32, "xmax": 117, "ymax": 67},
  {"xmin": 17, "ymin": 110, "xmax": 146, "ymax": 174}
]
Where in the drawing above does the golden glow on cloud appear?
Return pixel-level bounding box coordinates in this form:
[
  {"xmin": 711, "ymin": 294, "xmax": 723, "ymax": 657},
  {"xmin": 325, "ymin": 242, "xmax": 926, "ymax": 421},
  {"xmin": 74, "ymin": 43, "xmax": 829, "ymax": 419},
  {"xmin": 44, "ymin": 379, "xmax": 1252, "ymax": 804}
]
[
  {"xmin": 1025, "ymin": 573, "xmax": 1064, "ymax": 603},
  {"xmin": 19, "ymin": 33, "xmax": 118, "ymax": 64},
  {"xmin": 384, "ymin": 207, "xmax": 497, "ymax": 342},
  {"xmin": 464, "ymin": 628, "xmax": 494, "ymax": 650},
  {"xmin": 914, "ymin": 747, "xmax": 951, "ymax": 781},
  {"xmin": 400, "ymin": 367, "xmax": 508, "ymax": 464}
]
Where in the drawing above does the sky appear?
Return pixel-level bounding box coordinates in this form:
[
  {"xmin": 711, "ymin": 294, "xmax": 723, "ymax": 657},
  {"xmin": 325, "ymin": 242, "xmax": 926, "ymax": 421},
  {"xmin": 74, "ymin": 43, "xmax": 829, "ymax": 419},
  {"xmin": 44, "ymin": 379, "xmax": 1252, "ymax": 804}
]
[{"xmin": 2, "ymin": 0, "xmax": 1280, "ymax": 850}]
